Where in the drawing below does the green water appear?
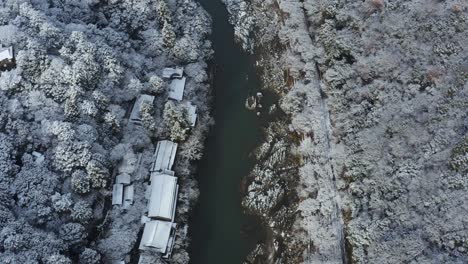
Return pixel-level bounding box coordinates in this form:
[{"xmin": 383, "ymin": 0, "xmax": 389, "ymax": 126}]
[{"xmin": 188, "ymin": 0, "xmax": 266, "ymax": 263}]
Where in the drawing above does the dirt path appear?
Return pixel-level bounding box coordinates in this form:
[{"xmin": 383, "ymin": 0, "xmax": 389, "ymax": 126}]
[{"xmin": 317, "ymin": 75, "xmax": 348, "ymax": 264}]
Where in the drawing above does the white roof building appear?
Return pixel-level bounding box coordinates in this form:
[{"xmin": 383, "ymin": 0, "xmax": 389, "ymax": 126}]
[
  {"xmin": 151, "ymin": 140, "xmax": 178, "ymax": 172},
  {"xmin": 168, "ymin": 77, "xmax": 186, "ymax": 101},
  {"xmin": 123, "ymin": 184, "xmax": 134, "ymax": 207},
  {"xmin": 139, "ymin": 220, "xmax": 177, "ymax": 258},
  {"xmin": 113, "ymin": 181, "xmax": 134, "ymax": 207},
  {"xmin": 0, "ymin": 46, "xmax": 13, "ymax": 62},
  {"xmin": 147, "ymin": 173, "xmax": 178, "ymax": 221},
  {"xmin": 32, "ymin": 151, "xmax": 45, "ymax": 164},
  {"xmin": 116, "ymin": 173, "xmax": 131, "ymax": 185},
  {"xmin": 112, "ymin": 184, "xmax": 124, "ymax": 205},
  {"xmin": 162, "ymin": 67, "xmax": 183, "ymax": 79},
  {"xmin": 184, "ymin": 102, "xmax": 198, "ymax": 127},
  {"xmin": 130, "ymin": 94, "xmax": 155, "ymax": 125}
]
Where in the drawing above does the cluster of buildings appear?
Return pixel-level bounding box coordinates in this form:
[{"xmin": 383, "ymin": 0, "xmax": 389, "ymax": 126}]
[
  {"xmin": 0, "ymin": 43, "xmax": 198, "ymax": 263},
  {"xmin": 139, "ymin": 140, "xmax": 179, "ymax": 259},
  {"xmin": 112, "ymin": 67, "xmax": 198, "ymax": 262},
  {"xmin": 129, "ymin": 66, "xmax": 197, "ymax": 128},
  {"xmin": 112, "ymin": 173, "xmax": 135, "ymax": 208}
]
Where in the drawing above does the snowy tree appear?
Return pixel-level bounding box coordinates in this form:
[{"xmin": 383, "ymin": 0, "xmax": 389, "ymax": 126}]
[
  {"xmin": 13, "ymin": 155, "xmax": 60, "ymax": 224},
  {"xmin": 0, "ymin": 133, "xmax": 18, "ymax": 180},
  {"xmin": 128, "ymin": 78, "xmax": 144, "ymax": 96},
  {"xmin": 0, "ymin": 69, "xmax": 22, "ymax": 93},
  {"xmin": 45, "ymin": 254, "xmax": 72, "ymax": 264},
  {"xmin": 163, "ymin": 101, "xmax": 190, "ymax": 141},
  {"xmin": 104, "ymin": 111, "xmax": 121, "ymax": 133},
  {"xmin": 54, "ymin": 141, "xmax": 92, "ymax": 172},
  {"xmin": 156, "ymin": 0, "xmax": 172, "ymax": 25},
  {"xmin": 92, "ymin": 90, "xmax": 110, "ymax": 110},
  {"xmin": 39, "ymin": 58, "xmax": 68, "ymax": 101},
  {"xmin": 173, "ymin": 36, "xmax": 200, "ymax": 63},
  {"xmin": 51, "ymin": 193, "xmax": 73, "ymax": 213},
  {"xmin": 79, "ymin": 248, "xmax": 101, "ymax": 264},
  {"xmin": 179, "ymin": 131, "xmax": 204, "ymax": 161},
  {"xmin": 86, "ymin": 154, "xmax": 110, "ymax": 189},
  {"xmin": 71, "ymin": 170, "xmax": 91, "ymax": 194},
  {"xmin": 162, "ymin": 21, "xmax": 176, "ymax": 48},
  {"xmin": 71, "ymin": 201, "xmax": 93, "ymax": 224},
  {"xmin": 16, "ymin": 40, "xmax": 48, "ymax": 81},
  {"xmin": 63, "ymin": 99, "xmax": 79, "ymax": 121},
  {"xmin": 79, "ymin": 100, "xmax": 98, "ymax": 117},
  {"xmin": 18, "ymin": 3, "xmax": 63, "ymax": 49},
  {"xmin": 147, "ymin": 75, "xmax": 165, "ymax": 94},
  {"xmin": 59, "ymin": 223, "xmax": 87, "ymax": 245},
  {"xmin": 140, "ymin": 101, "xmax": 156, "ymax": 134},
  {"xmin": 44, "ymin": 120, "xmax": 75, "ymax": 142}
]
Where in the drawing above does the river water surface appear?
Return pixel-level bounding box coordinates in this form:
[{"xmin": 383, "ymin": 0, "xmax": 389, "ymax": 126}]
[{"xmin": 188, "ymin": 0, "xmax": 266, "ymax": 263}]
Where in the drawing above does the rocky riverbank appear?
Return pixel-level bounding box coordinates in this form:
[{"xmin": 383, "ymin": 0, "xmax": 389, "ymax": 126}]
[{"xmin": 226, "ymin": 0, "xmax": 468, "ymax": 263}]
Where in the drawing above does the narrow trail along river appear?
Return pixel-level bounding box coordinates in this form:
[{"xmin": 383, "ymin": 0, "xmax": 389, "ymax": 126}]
[{"xmin": 188, "ymin": 0, "xmax": 265, "ymax": 263}]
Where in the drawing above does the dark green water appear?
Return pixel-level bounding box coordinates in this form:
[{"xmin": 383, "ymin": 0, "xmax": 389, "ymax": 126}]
[{"xmin": 188, "ymin": 0, "xmax": 266, "ymax": 263}]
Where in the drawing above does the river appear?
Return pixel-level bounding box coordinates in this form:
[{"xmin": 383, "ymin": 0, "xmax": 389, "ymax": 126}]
[{"xmin": 188, "ymin": 0, "xmax": 266, "ymax": 263}]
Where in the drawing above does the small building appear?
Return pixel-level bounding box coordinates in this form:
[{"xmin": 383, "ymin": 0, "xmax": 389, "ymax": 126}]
[
  {"xmin": 184, "ymin": 102, "xmax": 198, "ymax": 127},
  {"xmin": 116, "ymin": 173, "xmax": 131, "ymax": 185},
  {"xmin": 113, "ymin": 171, "xmax": 134, "ymax": 207},
  {"xmin": 112, "ymin": 184, "xmax": 124, "ymax": 205},
  {"xmin": 123, "ymin": 184, "xmax": 134, "ymax": 207},
  {"xmin": 151, "ymin": 140, "xmax": 178, "ymax": 172},
  {"xmin": 139, "ymin": 220, "xmax": 177, "ymax": 259},
  {"xmin": 162, "ymin": 67, "xmax": 183, "ymax": 79},
  {"xmin": 168, "ymin": 77, "xmax": 186, "ymax": 101},
  {"xmin": 147, "ymin": 173, "xmax": 178, "ymax": 221},
  {"xmin": 129, "ymin": 94, "xmax": 155, "ymax": 125},
  {"xmin": 32, "ymin": 151, "xmax": 45, "ymax": 164},
  {"xmin": 0, "ymin": 45, "xmax": 14, "ymax": 71}
]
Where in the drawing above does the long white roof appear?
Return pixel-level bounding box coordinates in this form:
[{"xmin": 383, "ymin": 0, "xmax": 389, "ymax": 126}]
[
  {"xmin": 152, "ymin": 140, "xmax": 178, "ymax": 172},
  {"xmin": 112, "ymin": 184, "xmax": 123, "ymax": 205},
  {"xmin": 123, "ymin": 184, "xmax": 134, "ymax": 207},
  {"xmin": 139, "ymin": 220, "xmax": 172, "ymax": 253},
  {"xmin": 0, "ymin": 46, "xmax": 13, "ymax": 61},
  {"xmin": 147, "ymin": 174, "xmax": 178, "ymax": 220},
  {"xmin": 168, "ymin": 77, "xmax": 186, "ymax": 101}
]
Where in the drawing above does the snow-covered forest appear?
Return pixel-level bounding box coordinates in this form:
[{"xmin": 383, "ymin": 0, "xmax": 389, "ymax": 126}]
[
  {"xmin": 223, "ymin": 0, "xmax": 468, "ymax": 263},
  {"xmin": 0, "ymin": 0, "xmax": 212, "ymax": 263}
]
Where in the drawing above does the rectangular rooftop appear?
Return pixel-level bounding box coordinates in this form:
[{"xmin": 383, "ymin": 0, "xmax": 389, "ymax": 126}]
[
  {"xmin": 0, "ymin": 46, "xmax": 13, "ymax": 61},
  {"xmin": 168, "ymin": 77, "xmax": 186, "ymax": 101},
  {"xmin": 162, "ymin": 67, "xmax": 184, "ymax": 79},
  {"xmin": 0, "ymin": 46, "xmax": 15, "ymax": 71},
  {"xmin": 151, "ymin": 140, "xmax": 178, "ymax": 172},
  {"xmin": 147, "ymin": 173, "xmax": 178, "ymax": 221},
  {"xmin": 139, "ymin": 220, "xmax": 177, "ymax": 258}
]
